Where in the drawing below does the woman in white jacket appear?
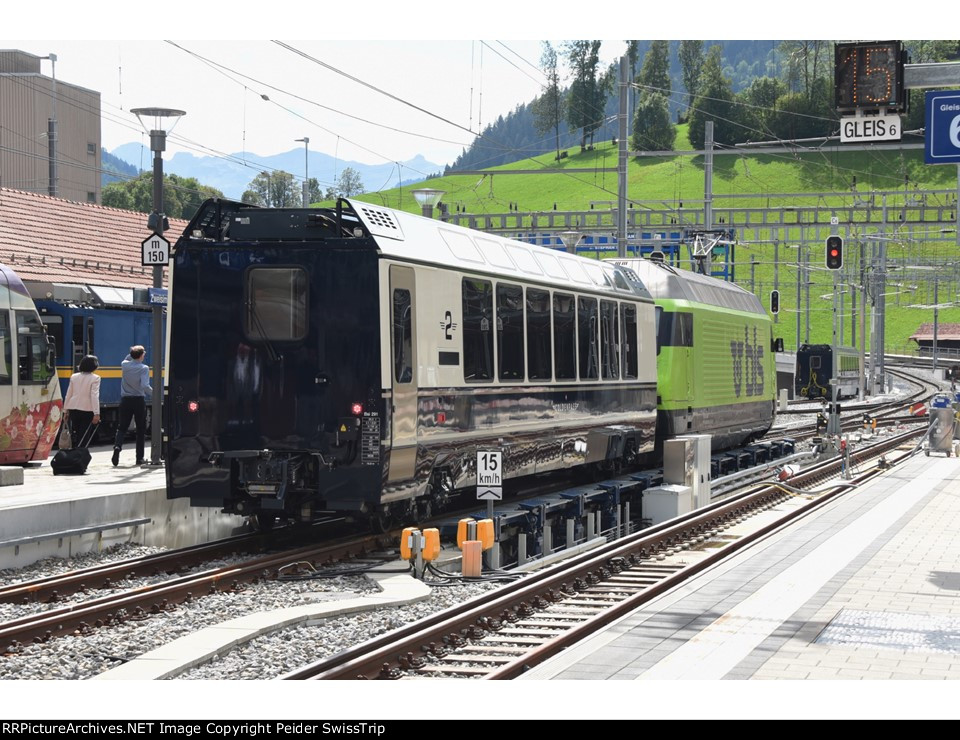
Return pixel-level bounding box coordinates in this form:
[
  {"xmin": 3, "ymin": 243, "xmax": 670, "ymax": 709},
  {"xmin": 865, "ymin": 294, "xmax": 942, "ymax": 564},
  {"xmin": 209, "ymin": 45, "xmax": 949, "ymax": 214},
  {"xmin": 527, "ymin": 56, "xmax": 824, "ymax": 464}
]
[{"xmin": 63, "ymin": 355, "xmax": 101, "ymax": 445}]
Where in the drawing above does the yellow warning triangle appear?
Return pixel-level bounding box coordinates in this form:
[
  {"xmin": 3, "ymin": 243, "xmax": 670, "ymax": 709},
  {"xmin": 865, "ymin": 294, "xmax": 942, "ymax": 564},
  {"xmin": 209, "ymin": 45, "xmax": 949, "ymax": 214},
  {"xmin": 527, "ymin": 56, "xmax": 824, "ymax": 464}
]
[{"xmin": 340, "ymin": 424, "xmax": 347, "ymax": 432}]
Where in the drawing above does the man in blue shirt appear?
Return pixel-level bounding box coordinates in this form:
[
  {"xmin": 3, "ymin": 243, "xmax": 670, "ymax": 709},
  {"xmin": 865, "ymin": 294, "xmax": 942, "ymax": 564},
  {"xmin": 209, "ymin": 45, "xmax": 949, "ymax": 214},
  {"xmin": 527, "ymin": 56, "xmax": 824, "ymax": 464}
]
[{"xmin": 112, "ymin": 345, "xmax": 152, "ymax": 466}]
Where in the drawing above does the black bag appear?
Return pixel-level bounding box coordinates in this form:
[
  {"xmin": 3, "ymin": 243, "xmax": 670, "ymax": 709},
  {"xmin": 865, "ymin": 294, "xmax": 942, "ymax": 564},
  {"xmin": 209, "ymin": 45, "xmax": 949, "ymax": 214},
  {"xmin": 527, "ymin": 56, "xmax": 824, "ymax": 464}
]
[
  {"xmin": 51, "ymin": 423, "xmax": 98, "ymax": 476},
  {"xmin": 51, "ymin": 447, "xmax": 92, "ymax": 475}
]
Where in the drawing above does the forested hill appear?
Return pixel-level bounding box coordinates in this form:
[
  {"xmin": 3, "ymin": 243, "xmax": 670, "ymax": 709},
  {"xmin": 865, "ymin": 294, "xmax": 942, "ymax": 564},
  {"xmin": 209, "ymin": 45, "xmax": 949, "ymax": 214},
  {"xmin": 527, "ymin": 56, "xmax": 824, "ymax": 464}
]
[{"xmin": 446, "ymin": 41, "xmax": 782, "ymax": 173}]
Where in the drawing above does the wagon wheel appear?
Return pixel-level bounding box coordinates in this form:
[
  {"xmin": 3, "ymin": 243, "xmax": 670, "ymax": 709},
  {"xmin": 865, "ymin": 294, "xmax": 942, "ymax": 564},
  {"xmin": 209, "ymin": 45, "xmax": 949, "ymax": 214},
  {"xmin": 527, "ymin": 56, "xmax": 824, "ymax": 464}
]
[
  {"xmin": 372, "ymin": 506, "xmax": 396, "ymax": 534},
  {"xmin": 254, "ymin": 512, "xmax": 276, "ymax": 532}
]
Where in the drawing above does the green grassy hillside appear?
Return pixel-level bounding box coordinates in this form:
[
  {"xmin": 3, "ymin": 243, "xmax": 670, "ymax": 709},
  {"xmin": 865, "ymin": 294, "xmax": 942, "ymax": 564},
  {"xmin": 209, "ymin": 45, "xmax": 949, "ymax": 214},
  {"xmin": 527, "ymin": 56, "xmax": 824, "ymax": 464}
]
[{"xmin": 345, "ymin": 125, "xmax": 960, "ymax": 357}]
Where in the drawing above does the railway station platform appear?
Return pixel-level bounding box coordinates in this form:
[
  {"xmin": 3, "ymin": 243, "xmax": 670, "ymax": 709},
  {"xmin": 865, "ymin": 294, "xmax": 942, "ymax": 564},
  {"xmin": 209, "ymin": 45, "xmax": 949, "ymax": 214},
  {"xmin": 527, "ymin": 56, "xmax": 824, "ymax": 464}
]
[
  {"xmin": 521, "ymin": 451, "xmax": 960, "ymax": 683},
  {"xmin": 0, "ymin": 447, "xmax": 243, "ymax": 570}
]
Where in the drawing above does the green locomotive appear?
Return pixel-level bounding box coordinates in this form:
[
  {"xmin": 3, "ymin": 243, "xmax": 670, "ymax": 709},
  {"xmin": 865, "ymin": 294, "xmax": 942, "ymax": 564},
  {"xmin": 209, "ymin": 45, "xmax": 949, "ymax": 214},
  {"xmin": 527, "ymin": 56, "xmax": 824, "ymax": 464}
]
[{"xmin": 611, "ymin": 259, "xmax": 776, "ymax": 451}]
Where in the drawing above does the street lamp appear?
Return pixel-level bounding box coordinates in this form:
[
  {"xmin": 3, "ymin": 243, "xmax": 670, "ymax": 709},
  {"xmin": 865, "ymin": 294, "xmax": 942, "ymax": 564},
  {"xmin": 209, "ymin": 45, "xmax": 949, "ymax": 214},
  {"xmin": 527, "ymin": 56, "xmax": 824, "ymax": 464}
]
[
  {"xmin": 295, "ymin": 137, "xmax": 309, "ymax": 206},
  {"xmin": 558, "ymin": 231, "xmax": 584, "ymax": 255},
  {"xmin": 412, "ymin": 188, "xmax": 445, "ymax": 218},
  {"xmin": 130, "ymin": 106, "xmax": 185, "ymax": 467}
]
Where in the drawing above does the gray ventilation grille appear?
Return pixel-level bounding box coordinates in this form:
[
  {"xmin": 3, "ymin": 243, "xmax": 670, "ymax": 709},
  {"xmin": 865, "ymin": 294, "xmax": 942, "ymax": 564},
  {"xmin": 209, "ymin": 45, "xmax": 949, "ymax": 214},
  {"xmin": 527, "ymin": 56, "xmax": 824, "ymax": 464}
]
[{"xmin": 357, "ymin": 205, "xmax": 404, "ymax": 240}]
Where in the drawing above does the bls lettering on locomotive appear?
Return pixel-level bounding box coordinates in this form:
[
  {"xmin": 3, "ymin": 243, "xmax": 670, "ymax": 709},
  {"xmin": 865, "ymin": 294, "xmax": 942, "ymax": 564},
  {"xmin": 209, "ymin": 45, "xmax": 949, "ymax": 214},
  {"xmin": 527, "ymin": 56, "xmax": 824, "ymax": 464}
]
[{"xmin": 730, "ymin": 326, "xmax": 764, "ymax": 397}]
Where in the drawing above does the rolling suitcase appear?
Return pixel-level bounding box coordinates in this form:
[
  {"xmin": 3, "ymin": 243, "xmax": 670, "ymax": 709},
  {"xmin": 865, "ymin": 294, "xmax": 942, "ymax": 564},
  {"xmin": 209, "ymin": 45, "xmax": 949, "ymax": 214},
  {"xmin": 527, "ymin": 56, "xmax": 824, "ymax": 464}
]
[{"xmin": 51, "ymin": 423, "xmax": 98, "ymax": 475}]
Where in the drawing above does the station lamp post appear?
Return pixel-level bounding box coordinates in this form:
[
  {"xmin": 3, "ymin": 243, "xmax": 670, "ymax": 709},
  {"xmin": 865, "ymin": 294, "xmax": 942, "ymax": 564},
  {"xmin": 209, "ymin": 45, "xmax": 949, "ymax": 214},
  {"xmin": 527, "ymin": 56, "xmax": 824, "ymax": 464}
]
[
  {"xmin": 412, "ymin": 189, "xmax": 445, "ymax": 219},
  {"xmin": 130, "ymin": 106, "xmax": 185, "ymax": 467},
  {"xmin": 559, "ymin": 231, "xmax": 584, "ymax": 255}
]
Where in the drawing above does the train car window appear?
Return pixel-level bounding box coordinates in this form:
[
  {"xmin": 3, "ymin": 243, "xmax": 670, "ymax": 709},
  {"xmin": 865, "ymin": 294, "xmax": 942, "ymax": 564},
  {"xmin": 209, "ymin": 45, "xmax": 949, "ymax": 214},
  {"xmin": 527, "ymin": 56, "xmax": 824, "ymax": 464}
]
[
  {"xmin": 677, "ymin": 312, "xmax": 693, "ymax": 346},
  {"xmin": 553, "ymin": 293, "xmax": 576, "ymax": 380},
  {"xmin": 526, "ymin": 288, "xmax": 551, "ymax": 380},
  {"xmin": 612, "ymin": 270, "xmax": 630, "ymax": 291},
  {"xmin": 505, "ymin": 245, "xmax": 543, "ymax": 275},
  {"xmin": 41, "ymin": 316, "xmax": 63, "ymax": 362},
  {"xmin": 463, "ymin": 278, "xmax": 493, "ymax": 382},
  {"xmin": 534, "ymin": 252, "xmax": 567, "ymax": 280},
  {"xmin": 440, "ymin": 229, "xmax": 484, "ymax": 264},
  {"xmin": 582, "ymin": 263, "xmax": 609, "ymax": 287},
  {"xmin": 244, "ymin": 268, "xmax": 308, "ymax": 342},
  {"xmin": 0, "ymin": 313, "xmax": 10, "ymax": 384},
  {"xmin": 656, "ymin": 310, "xmax": 693, "ymax": 350},
  {"xmin": 392, "ymin": 289, "xmax": 413, "ymax": 384},
  {"xmin": 15, "ymin": 312, "xmax": 54, "ymax": 384},
  {"xmin": 621, "ymin": 303, "xmax": 638, "ymax": 379},
  {"xmin": 72, "ymin": 316, "xmax": 84, "ymax": 369},
  {"xmin": 497, "ymin": 283, "xmax": 524, "ymax": 381},
  {"xmin": 559, "ymin": 258, "xmax": 592, "ymax": 285},
  {"xmin": 600, "ymin": 300, "xmax": 620, "ymax": 380},
  {"xmin": 475, "ymin": 237, "xmax": 517, "ymax": 270},
  {"xmin": 578, "ymin": 297, "xmax": 599, "ymax": 380},
  {"xmin": 87, "ymin": 319, "xmax": 95, "ymax": 358}
]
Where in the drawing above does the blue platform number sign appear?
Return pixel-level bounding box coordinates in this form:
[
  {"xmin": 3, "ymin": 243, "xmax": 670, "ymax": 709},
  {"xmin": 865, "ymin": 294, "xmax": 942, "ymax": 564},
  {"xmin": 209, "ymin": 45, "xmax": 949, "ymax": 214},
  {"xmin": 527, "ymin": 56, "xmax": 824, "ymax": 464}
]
[
  {"xmin": 925, "ymin": 91, "xmax": 960, "ymax": 165},
  {"xmin": 141, "ymin": 234, "xmax": 171, "ymax": 266}
]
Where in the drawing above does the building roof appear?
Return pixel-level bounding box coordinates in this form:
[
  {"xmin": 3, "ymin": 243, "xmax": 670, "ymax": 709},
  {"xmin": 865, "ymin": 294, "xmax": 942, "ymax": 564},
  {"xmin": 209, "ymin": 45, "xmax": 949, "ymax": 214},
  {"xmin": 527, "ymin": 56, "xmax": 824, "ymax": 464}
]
[
  {"xmin": 0, "ymin": 187, "xmax": 187, "ymax": 289},
  {"xmin": 910, "ymin": 323, "xmax": 960, "ymax": 342}
]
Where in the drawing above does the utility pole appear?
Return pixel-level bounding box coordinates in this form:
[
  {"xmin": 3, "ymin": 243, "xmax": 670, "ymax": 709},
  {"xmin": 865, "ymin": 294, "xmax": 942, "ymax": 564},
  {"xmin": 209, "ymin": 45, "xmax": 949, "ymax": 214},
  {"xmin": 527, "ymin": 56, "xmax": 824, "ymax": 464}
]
[
  {"xmin": 617, "ymin": 56, "xmax": 628, "ymax": 258},
  {"xmin": 131, "ymin": 107, "xmax": 185, "ymax": 467},
  {"xmin": 42, "ymin": 53, "xmax": 58, "ymax": 197},
  {"xmin": 704, "ymin": 121, "xmax": 714, "ymax": 232},
  {"xmin": 773, "ymin": 239, "xmax": 780, "ymax": 324},
  {"xmin": 795, "ymin": 245, "xmax": 802, "ymax": 351},
  {"xmin": 879, "ymin": 196, "xmax": 888, "ymax": 389},
  {"xmin": 805, "ymin": 245, "xmax": 811, "ymax": 343},
  {"xmin": 857, "ymin": 237, "xmax": 873, "ymax": 401},
  {"xmin": 933, "ymin": 277, "xmax": 940, "ymax": 372}
]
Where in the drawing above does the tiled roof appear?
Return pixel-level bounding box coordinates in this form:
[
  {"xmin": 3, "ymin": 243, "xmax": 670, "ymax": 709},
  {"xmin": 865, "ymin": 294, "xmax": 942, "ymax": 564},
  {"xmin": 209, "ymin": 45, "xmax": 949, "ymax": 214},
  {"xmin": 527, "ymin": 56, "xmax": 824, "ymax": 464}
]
[
  {"xmin": 0, "ymin": 187, "xmax": 188, "ymax": 289},
  {"xmin": 910, "ymin": 323, "xmax": 960, "ymax": 342}
]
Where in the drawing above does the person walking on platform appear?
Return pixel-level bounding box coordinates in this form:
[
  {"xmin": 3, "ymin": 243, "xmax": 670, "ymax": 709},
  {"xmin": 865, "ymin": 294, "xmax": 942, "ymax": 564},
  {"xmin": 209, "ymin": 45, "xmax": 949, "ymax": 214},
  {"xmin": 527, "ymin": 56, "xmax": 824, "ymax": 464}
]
[
  {"xmin": 63, "ymin": 355, "xmax": 101, "ymax": 445},
  {"xmin": 112, "ymin": 345, "xmax": 151, "ymax": 467}
]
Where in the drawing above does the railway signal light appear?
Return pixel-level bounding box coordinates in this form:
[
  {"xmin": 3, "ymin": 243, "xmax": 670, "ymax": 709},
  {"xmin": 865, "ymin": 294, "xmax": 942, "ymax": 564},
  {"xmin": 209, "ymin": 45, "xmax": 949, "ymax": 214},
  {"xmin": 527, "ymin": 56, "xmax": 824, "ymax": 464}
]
[
  {"xmin": 826, "ymin": 236, "xmax": 843, "ymax": 270},
  {"xmin": 770, "ymin": 289, "xmax": 780, "ymax": 314}
]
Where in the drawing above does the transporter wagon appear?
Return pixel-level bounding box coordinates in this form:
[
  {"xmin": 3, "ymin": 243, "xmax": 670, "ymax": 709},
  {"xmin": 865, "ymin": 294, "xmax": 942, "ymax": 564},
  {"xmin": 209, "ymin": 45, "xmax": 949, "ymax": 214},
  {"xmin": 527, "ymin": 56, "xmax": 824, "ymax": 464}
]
[{"xmin": 166, "ymin": 199, "xmax": 660, "ymax": 528}]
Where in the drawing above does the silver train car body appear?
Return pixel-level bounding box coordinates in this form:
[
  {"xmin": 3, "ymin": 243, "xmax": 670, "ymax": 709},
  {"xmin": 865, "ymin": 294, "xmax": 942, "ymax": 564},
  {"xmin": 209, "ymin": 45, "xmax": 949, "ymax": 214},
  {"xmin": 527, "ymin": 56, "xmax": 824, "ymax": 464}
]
[{"xmin": 166, "ymin": 199, "xmax": 660, "ymax": 525}]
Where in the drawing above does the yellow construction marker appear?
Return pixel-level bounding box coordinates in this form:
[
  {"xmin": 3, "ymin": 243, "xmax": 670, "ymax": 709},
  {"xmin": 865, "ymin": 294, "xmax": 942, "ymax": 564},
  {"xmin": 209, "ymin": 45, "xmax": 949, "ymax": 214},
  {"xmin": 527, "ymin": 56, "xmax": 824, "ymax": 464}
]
[{"xmin": 422, "ymin": 528, "xmax": 440, "ymax": 562}]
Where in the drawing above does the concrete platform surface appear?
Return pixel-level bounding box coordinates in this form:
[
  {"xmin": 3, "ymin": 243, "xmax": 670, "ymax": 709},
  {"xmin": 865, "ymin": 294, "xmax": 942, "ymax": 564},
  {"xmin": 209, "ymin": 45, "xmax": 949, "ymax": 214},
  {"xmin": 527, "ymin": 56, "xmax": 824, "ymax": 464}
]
[
  {"xmin": 0, "ymin": 445, "xmax": 243, "ymax": 569},
  {"xmin": 521, "ymin": 452, "xmax": 960, "ymax": 682}
]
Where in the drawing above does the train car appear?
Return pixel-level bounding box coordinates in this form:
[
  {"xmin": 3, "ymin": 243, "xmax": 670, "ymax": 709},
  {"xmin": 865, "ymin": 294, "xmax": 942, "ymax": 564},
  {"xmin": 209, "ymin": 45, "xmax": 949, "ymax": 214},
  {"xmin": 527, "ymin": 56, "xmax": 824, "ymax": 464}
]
[
  {"xmin": 0, "ymin": 264, "xmax": 63, "ymax": 463},
  {"xmin": 166, "ymin": 199, "xmax": 659, "ymax": 528},
  {"xmin": 30, "ymin": 285, "xmax": 161, "ymax": 440},
  {"xmin": 795, "ymin": 344, "xmax": 861, "ymax": 399},
  {"xmin": 609, "ymin": 259, "xmax": 777, "ymax": 450}
]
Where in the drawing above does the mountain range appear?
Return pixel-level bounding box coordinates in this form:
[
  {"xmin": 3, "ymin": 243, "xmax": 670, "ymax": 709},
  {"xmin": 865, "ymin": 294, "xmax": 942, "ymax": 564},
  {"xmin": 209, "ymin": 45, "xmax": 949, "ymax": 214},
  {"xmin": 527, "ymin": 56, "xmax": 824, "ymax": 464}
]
[{"xmin": 108, "ymin": 143, "xmax": 442, "ymax": 200}]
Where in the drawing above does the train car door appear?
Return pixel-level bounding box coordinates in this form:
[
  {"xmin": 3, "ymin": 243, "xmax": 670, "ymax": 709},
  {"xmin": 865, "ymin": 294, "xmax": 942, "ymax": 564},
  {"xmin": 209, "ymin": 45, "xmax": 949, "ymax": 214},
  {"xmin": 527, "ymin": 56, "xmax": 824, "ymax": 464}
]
[
  {"xmin": 70, "ymin": 314, "xmax": 94, "ymax": 369},
  {"xmin": 388, "ymin": 265, "xmax": 417, "ymax": 482},
  {"xmin": 0, "ymin": 311, "xmax": 13, "ymax": 449}
]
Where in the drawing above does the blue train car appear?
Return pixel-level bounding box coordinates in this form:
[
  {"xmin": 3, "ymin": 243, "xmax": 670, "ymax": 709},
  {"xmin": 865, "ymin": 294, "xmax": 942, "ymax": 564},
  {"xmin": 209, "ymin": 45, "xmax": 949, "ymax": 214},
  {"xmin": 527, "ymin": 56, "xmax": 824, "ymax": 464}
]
[{"xmin": 27, "ymin": 283, "xmax": 163, "ymax": 438}]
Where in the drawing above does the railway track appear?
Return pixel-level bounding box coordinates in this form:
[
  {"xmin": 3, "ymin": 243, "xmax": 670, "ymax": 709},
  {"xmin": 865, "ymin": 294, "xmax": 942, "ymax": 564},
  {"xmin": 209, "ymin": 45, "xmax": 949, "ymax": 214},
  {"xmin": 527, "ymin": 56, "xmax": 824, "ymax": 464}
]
[
  {"xmin": 283, "ymin": 426, "xmax": 924, "ymax": 680},
  {"xmin": 0, "ymin": 534, "xmax": 393, "ymax": 655}
]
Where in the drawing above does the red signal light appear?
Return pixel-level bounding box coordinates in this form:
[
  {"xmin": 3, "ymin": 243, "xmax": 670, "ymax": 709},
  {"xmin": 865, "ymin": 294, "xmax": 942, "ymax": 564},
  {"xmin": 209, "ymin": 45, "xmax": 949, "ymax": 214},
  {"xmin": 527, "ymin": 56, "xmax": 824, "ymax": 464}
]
[{"xmin": 825, "ymin": 236, "xmax": 843, "ymax": 270}]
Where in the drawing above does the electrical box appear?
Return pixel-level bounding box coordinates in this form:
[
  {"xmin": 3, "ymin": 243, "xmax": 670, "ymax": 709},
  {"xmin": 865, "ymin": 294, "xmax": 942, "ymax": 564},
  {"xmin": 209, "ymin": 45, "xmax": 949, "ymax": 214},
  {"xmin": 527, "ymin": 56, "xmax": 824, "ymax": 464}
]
[
  {"xmin": 666, "ymin": 434, "xmax": 712, "ymax": 510},
  {"xmin": 642, "ymin": 484, "xmax": 694, "ymax": 525}
]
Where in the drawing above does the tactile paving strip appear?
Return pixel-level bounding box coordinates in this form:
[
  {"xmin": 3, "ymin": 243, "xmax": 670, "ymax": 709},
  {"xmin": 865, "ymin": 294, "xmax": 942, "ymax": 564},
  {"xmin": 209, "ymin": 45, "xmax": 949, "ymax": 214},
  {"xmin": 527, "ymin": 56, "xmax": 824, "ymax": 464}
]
[{"xmin": 816, "ymin": 609, "xmax": 960, "ymax": 655}]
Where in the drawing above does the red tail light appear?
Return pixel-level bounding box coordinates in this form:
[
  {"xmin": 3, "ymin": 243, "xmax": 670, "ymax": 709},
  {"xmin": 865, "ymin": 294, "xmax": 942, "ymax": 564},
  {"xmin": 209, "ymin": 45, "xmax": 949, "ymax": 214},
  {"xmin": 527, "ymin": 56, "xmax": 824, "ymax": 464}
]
[
  {"xmin": 188, "ymin": 401, "xmax": 199, "ymax": 413},
  {"xmin": 351, "ymin": 402, "xmax": 363, "ymax": 415}
]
